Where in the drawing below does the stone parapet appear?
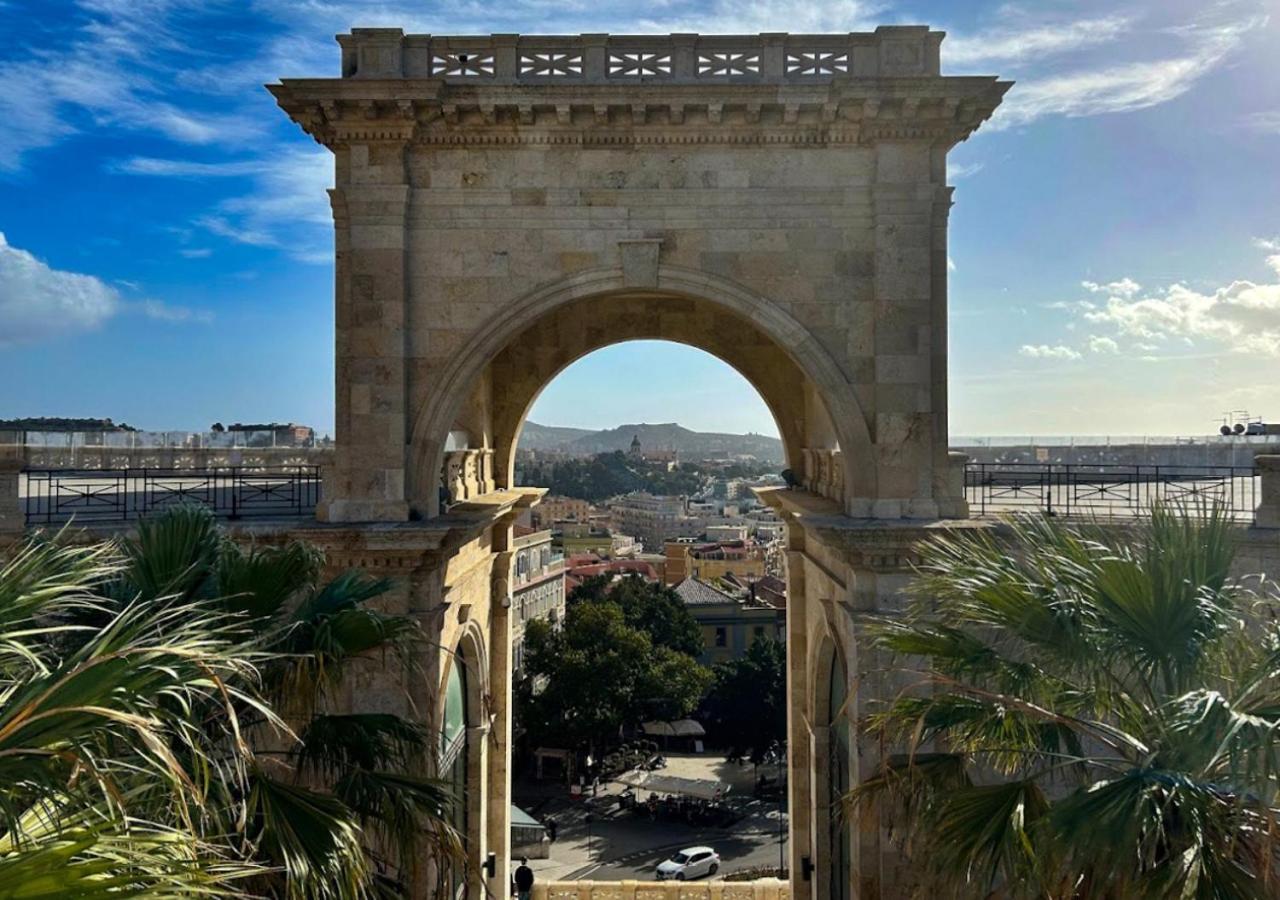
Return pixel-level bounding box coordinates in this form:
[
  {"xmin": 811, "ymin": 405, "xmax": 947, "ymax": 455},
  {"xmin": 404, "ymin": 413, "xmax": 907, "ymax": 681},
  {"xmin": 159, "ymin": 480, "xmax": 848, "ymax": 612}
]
[
  {"xmin": 532, "ymin": 881, "xmax": 790, "ymax": 900},
  {"xmin": 337, "ymin": 29, "xmax": 942, "ymax": 82},
  {"xmin": 273, "ymin": 31, "xmax": 1009, "ymax": 152},
  {"xmin": 0, "ymin": 445, "xmax": 22, "ymax": 534}
]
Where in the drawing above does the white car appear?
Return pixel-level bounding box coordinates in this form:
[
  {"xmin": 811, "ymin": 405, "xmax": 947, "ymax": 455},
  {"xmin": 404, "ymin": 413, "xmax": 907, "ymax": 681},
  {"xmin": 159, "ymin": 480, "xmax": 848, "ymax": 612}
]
[{"xmin": 656, "ymin": 846, "xmax": 720, "ymax": 880}]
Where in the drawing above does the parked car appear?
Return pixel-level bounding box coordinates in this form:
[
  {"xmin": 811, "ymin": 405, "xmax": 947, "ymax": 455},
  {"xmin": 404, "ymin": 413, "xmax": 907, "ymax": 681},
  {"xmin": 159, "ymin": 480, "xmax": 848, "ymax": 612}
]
[{"xmin": 656, "ymin": 846, "xmax": 720, "ymax": 881}]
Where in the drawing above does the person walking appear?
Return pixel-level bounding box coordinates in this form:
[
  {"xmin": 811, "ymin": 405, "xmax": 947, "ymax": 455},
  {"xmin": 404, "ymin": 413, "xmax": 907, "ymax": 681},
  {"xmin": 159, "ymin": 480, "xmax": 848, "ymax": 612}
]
[{"xmin": 513, "ymin": 857, "xmax": 534, "ymax": 900}]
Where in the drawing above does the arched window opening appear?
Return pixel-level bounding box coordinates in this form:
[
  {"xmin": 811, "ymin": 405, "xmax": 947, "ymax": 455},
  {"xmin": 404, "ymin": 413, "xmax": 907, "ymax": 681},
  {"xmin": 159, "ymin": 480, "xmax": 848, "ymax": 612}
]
[
  {"xmin": 828, "ymin": 652, "xmax": 851, "ymax": 900},
  {"xmin": 441, "ymin": 650, "xmax": 469, "ymax": 898}
]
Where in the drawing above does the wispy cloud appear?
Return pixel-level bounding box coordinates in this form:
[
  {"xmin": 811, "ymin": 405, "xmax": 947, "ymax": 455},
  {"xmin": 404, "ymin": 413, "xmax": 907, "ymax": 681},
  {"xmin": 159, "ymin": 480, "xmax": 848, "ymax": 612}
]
[
  {"xmin": 132, "ymin": 299, "xmax": 214, "ymax": 324},
  {"xmin": 1245, "ymin": 110, "xmax": 1280, "ymax": 133},
  {"xmin": 947, "ymin": 161, "xmax": 985, "ymax": 180},
  {"xmin": 990, "ymin": 11, "xmax": 1263, "ymax": 130},
  {"xmin": 946, "ymin": 14, "xmax": 1131, "ymax": 66},
  {"xmin": 123, "ymin": 146, "xmax": 336, "ymax": 263},
  {"xmin": 0, "ymin": 1, "xmax": 261, "ymax": 172}
]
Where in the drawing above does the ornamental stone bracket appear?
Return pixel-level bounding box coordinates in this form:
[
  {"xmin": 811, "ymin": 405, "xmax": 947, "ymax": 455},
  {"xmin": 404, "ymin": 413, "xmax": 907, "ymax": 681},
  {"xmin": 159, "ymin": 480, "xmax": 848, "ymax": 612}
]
[{"xmin": 268, "ymin": 30, "xmax": 1011, "ymax": 150}]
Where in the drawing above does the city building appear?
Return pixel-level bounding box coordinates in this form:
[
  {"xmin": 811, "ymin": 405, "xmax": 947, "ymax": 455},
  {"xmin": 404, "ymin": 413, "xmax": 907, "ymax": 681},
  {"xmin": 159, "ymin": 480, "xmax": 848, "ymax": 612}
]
[
  {"xmin": 554, "ymin": 521, "xmax": 638, "ymax": 558},
  {"xmin": 531, "ymin": 495, "xmax": 594, "ymax": 528},
  {"xmin": 564, "ymin": 554, "xmax": 664, "ymax": 592},
  {"xmin": 673, "ymin": 577, "xmax": 786, "ymax": 664},
  {"xmin": 663, "ymin": 536, "xmax": 769, "ymax": 586},
  {"xmin": 510, "ymin": 526, "xmax": 566, "ymax": 672},
  {"xmin": 609, "ymin": 492, "xmax": 705, "ymax": 551}
]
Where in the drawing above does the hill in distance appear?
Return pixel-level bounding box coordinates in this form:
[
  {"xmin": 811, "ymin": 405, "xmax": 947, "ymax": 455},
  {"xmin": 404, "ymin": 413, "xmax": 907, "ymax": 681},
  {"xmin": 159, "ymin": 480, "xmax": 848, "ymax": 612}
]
[{"xmin": 519, "ymin": 421, "xmax": 784, "ymax": 463}]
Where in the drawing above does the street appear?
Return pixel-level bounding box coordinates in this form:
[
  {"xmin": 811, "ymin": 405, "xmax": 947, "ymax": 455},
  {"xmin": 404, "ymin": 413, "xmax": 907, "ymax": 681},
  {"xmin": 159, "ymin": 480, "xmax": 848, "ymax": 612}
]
[{"xmin": 515, "ymin": 753, "xmax": 788, "ymax": 883}]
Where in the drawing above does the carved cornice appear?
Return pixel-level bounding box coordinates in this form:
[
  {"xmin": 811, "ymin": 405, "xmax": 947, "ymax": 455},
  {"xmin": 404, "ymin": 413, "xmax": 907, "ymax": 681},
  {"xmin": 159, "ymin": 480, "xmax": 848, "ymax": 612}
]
[{"xmin": 269, "ymin": 74, "xmax": 1009, "ymax": 150}]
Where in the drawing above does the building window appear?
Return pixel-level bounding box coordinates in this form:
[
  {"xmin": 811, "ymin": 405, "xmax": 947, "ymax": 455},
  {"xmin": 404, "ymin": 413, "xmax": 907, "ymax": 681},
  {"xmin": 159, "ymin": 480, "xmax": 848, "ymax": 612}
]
[
  {"xmin": 754, "ymin": 625, "xmax": 765, "ymax": 640},
  {"xmin": 715, "ymin": 627, "xmax": 727, "ymax": 647}
]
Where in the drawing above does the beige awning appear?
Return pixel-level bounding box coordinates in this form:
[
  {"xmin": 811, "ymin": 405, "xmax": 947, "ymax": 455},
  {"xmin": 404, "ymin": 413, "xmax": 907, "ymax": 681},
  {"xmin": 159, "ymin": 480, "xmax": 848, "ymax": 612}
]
[
  {"xmin": 640, "ymin": 718, "xmax": 706, "ymax": 737},
  {"xmin": 615, "ymin": 770, "xmax": 730, "ymax": 800}
]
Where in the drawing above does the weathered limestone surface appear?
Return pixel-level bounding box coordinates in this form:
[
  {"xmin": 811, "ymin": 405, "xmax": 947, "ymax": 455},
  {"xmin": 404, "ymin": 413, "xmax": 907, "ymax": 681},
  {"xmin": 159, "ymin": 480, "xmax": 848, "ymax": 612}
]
[
  {"xmin": 267, "ymin": 27, "xmax": 1012, "ymax": 899},
  {"xmin": 271, "ymin": 29, "xmax": 1009, "ymax": 525}
]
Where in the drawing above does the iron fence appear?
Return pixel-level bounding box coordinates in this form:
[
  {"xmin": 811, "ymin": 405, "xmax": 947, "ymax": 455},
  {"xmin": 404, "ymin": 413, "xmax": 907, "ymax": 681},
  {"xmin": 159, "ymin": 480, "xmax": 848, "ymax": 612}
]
[
  {"xmin": 964, "ymin": 462, "xmax": 1259, "ymax": 523},
  {"xmin": 23, "ymin": 467, "xmax": 322, "ymax": 525}
]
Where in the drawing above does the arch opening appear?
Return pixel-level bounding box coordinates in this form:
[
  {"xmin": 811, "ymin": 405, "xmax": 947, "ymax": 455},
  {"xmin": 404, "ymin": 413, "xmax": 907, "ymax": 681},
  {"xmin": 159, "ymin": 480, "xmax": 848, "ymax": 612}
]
[
  {"xmin": 502, "ymin": 337, "xmax": 795, "ymax": 884},
  {"xmin": 414, "ymin": 271, "xmax": 871, "ymax": 519}
]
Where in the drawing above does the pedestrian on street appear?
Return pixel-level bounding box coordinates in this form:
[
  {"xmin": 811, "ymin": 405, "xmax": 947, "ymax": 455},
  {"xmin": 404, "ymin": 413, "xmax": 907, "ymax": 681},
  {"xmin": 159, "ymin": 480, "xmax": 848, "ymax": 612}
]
[
  {"xmin": 513, "ymin": 857, "xmax": 534, "ymax": 900},
  {"xmin": 545, "ymin": 817, "xmax": 558, "ymax": 842}
]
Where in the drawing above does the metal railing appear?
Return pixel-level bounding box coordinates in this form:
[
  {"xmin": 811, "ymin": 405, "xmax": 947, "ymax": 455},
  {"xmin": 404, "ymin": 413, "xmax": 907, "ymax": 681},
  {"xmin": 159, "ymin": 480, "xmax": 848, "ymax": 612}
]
[
  {"xmin": 23, "ymin": 467, "xmax": 322, "ymax": 525},
  {"xmin": 964, "ymin": 463, "xmax": 1259, "ymax": 522}
]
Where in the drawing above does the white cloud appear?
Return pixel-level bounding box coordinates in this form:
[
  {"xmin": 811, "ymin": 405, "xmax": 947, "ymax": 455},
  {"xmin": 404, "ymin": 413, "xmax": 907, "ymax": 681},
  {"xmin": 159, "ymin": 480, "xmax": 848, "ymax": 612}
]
[
  {"xmin": 0, "ymin": 232, "xmax": 120, "ymax": 343},
  {"xmin": 946, "ymin": 15, "xmax": 1131, "ymax": 66},
  {"xmin": 1019, "ymin": 344, "xmax": 1081, "ymax": 360},
  {"xmin": 1062, "ymin": 245, "xmax": 1280, "ymax": 358},
  {"xmin": 1083, "ymin": 277, "xmax": 1142, "ymax": 299},
  {"xmin": 0, "ymin": 233, "xmax": 214, "ymax": 343},
  {"xmin": 179, "ymin": 248, "xmax": 213, "ymax": 258},
  {"xmin": 990, "ymin": 13, "xmax": 1261, "ymax": 130},
  {"xmin": 1087, "ymin": 335, "xmax": 1119, "ymax": 353},
  {"xmin": 1254, "ymin": 237, "xmax": 1280, "ymax": 277}
]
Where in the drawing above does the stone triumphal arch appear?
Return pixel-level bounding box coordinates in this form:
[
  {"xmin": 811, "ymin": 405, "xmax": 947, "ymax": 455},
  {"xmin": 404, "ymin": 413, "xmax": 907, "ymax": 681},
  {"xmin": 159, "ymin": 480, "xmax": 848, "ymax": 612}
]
[{"xmin": 272, "ymin": 28, "xmax": 1007, "ymax": 898}]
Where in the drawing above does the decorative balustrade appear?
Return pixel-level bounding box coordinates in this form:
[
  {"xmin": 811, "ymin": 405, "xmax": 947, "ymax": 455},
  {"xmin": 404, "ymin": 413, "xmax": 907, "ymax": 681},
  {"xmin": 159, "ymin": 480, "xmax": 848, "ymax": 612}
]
[
  {"xmin": 338, "ymin": 29, "xmax": 942, "ymax": 84},
  {"xmin": 532, "ymin": 880, "xmax": 790, "ymax": 900},
  {"xmin": 800, "ymin": 447, "xmax": 844, "ymax": 503},
  {"xmin": 443, "ymin": 448, "xmax": 496, "ymax": 504}
]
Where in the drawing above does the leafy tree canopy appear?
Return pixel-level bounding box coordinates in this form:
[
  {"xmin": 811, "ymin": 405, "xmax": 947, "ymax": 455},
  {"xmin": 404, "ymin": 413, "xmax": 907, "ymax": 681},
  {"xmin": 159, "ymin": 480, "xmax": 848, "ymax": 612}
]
[
  {"xmin": 701, "ymin": 636, "xmax": 787, "ymax": 765},
  {"xmin": 518, "ymin": 596, "xmax": 710, "ymax": 753},
  {"xmin": 570, "ymin": 574, "xmax": 705, "ymax": 657}
]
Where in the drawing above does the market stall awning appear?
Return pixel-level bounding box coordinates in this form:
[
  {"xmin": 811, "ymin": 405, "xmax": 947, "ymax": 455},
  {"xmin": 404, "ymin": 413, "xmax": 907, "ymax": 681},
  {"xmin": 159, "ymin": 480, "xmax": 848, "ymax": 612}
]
[
  {"xmin": 615, "ymin": 770, "xmax": 730, "ymax": 800},
  {"xmin": 640, "ymin": 718, "xmax": 706, "ymax": 737}
]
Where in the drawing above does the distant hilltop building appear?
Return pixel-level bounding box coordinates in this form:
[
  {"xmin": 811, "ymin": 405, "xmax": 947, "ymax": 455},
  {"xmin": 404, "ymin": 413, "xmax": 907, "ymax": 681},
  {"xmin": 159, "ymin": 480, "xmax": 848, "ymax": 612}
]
[
  {"xmin": 627, "ymin": 433, "xmax": 678, "ymax": 465},
  {"xmin": 216, "ymin": 422, "xmax": 316, "ymax": 446}
]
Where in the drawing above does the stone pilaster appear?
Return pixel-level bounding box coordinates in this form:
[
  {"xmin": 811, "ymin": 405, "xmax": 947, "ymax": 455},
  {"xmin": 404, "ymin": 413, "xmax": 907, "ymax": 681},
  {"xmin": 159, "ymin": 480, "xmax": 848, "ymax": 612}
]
[
  {"xmin": 0, "ymin": 445, "xmax": 23, "ymax": 536},
  {"xmin": 784, "ymin": 543, "xmax": 813, "ymax": 897},
  {"xmin": 868, "ymin": 141, "xmax": 940, "ymax": 519},
  {"xmin": 319, "ymin": 141, "xmax": 412, "ymax": 523},
  {"xmin": 1256, "ymin": 455, "xmax": 1280, "ymax": 529},
  {"xmin": 485, "ymin": 521, "xmax": 516, "ymax": 897}
]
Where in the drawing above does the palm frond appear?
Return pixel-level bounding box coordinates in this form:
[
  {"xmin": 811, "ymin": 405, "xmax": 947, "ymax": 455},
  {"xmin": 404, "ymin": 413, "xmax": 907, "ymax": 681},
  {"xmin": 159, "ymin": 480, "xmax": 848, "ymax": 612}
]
[
  {"xmin": 118, "ymin": 504, "xmax": 223, "ymax": 602},
  {"xmin": 247, "ymin": 769, "xmax": 369, "ymax": 900}
]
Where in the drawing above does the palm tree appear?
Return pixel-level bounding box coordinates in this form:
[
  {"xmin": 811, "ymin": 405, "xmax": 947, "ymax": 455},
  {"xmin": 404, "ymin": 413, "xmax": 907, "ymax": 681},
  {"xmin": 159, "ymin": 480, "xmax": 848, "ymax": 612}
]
[
  {"xmin": 856, "ymin": 505, "xmax": 1280, "ymax": 899},
  {"xmin": 0, "ymin": 505, "xmax": 461, "ymax": 898},
  {"xmin": 0, "ymin": 530, "xmax": 266, "ymax": 897}
]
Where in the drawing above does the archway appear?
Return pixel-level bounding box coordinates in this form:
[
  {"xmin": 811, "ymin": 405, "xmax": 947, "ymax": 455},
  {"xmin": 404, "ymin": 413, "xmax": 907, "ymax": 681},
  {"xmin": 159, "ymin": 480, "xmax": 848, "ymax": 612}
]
[{"xmin": 411, "ymin": 266, "xmax": 872, "ymax": 520}]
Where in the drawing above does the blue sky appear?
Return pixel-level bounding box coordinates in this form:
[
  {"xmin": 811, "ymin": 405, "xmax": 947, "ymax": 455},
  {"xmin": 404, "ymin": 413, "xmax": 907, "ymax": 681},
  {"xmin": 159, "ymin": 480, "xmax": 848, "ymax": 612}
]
[{"xmin": 1, "ymin": 0, "xmax": 1277, "ymax": 438}]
